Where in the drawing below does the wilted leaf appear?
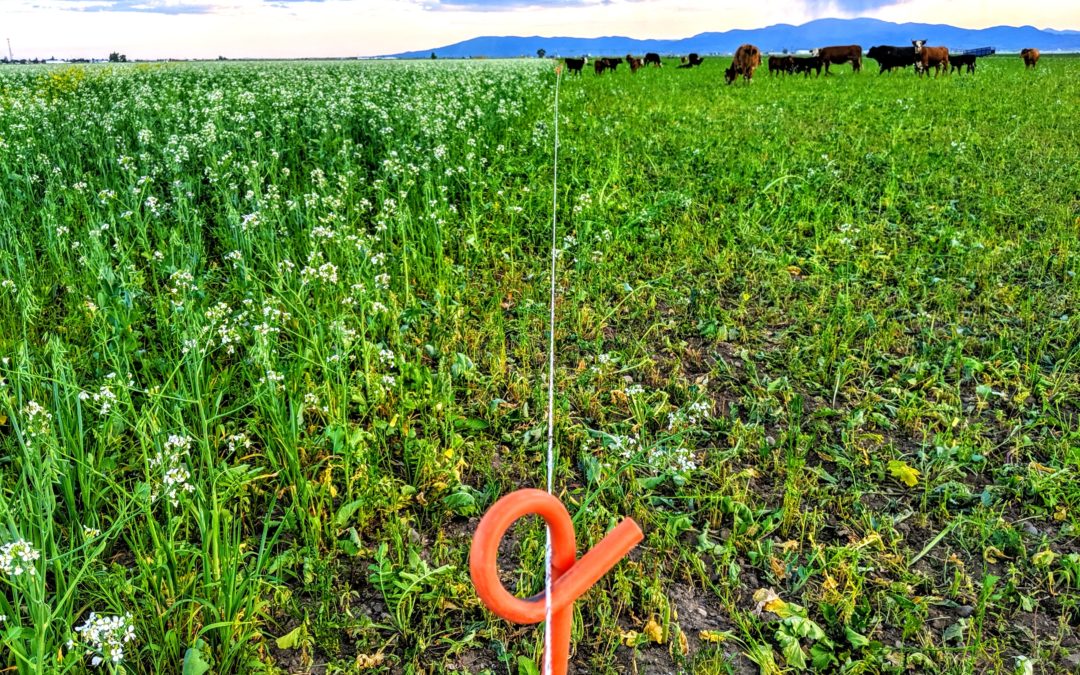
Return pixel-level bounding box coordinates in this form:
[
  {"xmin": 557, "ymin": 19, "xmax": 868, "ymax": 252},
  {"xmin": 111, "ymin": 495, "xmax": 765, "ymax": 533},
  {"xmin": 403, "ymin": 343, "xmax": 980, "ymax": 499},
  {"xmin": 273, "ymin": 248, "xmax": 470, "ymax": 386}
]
[
  {"xmin": 776, "ymin": 630, "xmax": 806, "ymax": 669},
  {"xmin": 619, "ymin": 629, "xmax": 640, "ymax": 647},
  {"xmin": 1014, "ymin": 655, "xmax": 1035, "ymax": 675},
  {"xmin": 888, "ymin": 459, "xmax": 920, "ymax": 487},
  {"xmin": 983, "ymin": 546, "xmax": 1009, "ymax": 563},
  {"xmin": 845, "ymin": 626, "xmax": 870, "ymax": 648},
  {"xmin": 699, "ymin": 630, "xmax": 734, "ymax": 643},
  {"xmin": 334, "ymin": 499, "xmax": 365, "ymax": 527},
  {"xmin": 643, "ymin": 619, "xmax": 664, "ymax": 644},
  {"xmin": 354, "ymin": 652, "xmax": 385, "ymax": 669},
  {"xmin": 942, "ymin": 619, "xmax": 966, "ymax": 643},
  {"xmin": 275, "ymin": 625, "xmax": 304, "ymax": 650},
  {"xmin": 1032, "ymin": 549, "xmax": 1056, "ymax": 567}
]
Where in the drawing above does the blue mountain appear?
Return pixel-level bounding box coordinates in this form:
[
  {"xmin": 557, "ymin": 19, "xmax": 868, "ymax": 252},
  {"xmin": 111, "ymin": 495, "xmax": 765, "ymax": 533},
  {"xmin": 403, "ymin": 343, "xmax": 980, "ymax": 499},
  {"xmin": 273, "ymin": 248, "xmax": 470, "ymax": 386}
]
[{"xmin": 388, "ymin": 17, "xmax": 1080, "ymax": 58}]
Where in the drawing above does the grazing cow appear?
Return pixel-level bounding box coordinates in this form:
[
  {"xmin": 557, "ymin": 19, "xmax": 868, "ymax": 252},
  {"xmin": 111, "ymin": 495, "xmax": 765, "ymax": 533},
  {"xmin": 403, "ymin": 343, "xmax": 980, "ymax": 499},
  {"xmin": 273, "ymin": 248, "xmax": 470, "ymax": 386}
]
[
  {"xmin": 626, "ymin": 54, "xmax": 644, "ymax": 73},
  {"xmin": 912, "ymin": 40, "xmax": 949, "ymax": 77},
  {"xmin": 814, "ymin": 45, "xmax": 862, "ymax": 74},
  {"xmin": 866, "ymin": 45, "xmax": 918, "ymax": 74},
  {"xmin": 594, "ymin": 57, "xmax": 623, "ymax": 74},
  {"xmin": 644, "ymin": 52, "xmax": 662, "ymax": 67},
  {"xmin": 791, "ymin": 56, "xmax": 822, "ymax": 77},
  {"xmin": 1021, "ymin": 48, "xmax": 1040, "ymax": 68},
  {"xmin": 563, "ymin": 57, "xmax": 587, "ymax": 75},
  {"xmin": 725, "ymin": 44, "xmax": 762, "ymax": 84},
  {"xmin": 950, "ymin": 53, "xmax": 977, "ymax": 74},
  {"xmin": 768, "ymin": 55, "xmax": 795, "ymax": 75},
  {"xmin": 678, "ymin": 53, "xmax": 705, "ymax": 68}
]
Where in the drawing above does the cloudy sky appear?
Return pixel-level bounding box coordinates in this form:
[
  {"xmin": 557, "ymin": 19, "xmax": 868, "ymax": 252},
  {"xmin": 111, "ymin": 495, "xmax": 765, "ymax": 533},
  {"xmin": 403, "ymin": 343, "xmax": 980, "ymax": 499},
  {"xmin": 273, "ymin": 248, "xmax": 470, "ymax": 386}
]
[{"xmin": 6, "ymin": 0, "xmax": 1080, "ymax": 60}]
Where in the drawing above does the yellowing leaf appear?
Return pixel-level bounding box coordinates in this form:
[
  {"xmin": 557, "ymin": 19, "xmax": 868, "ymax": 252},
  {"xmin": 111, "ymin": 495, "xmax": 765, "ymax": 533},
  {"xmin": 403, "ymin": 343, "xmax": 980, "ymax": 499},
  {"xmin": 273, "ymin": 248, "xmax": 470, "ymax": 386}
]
[
  {"xmin": 0, "ymin": 415, "xmax": 7, "ymax": 426},
  {"xmin": 699, "ymin": 630, "xmax": 734, "ymax": 643},
  {"xmin": 752, "ymin": 588, "xmax": 793, "ymax": 618},
  {"xmin": 888, "ymin": 459, "xmax": 920, "ymax": 487},
  {"xmin": 354, "ymin": 653, "xmax": 385, "ymax": 669},
  {"xmin": 983, "ymin": 546, "xmax": 1009, "ymax": 564},
  {"xmin": 619, "ymin": 629, "xmax": 639, "ymax": 647},
  {"xmin": 1032, "ymin": 549, "xmax": 1056, "ymax": 567},
  {"xmin": 677, "ymin": 629, "xmax": 689, "ymax": 655},
  {"xmin": 1054, "ymin": 505, "xmax": 1067, "ymax": 522},
  {"xmin": 769, "ymin": 556, "xmax": 787, "ymax": 580},
  {"xmin": 643, "ymin": 619, "xmax": 664, "ymax": 644},
  {"xmin": 275, "ymin": 625, "xmax": 304, "ymax": 650}
]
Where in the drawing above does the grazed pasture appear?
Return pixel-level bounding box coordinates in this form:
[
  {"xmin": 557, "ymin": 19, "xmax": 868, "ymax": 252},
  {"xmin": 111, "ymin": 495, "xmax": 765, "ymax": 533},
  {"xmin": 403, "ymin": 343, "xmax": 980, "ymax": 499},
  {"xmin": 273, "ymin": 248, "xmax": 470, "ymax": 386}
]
[{"xmin": 0, "ymin": 56, "xmax": 1078, "ymax": 674}]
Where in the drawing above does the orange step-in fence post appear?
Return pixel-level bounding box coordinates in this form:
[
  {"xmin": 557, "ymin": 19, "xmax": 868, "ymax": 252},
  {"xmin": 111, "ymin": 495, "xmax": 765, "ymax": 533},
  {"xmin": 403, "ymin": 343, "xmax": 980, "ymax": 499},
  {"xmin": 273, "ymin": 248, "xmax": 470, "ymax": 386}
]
[{"xmin": 469, "ymin": 489, "xmax": 643, "ymax": 675}]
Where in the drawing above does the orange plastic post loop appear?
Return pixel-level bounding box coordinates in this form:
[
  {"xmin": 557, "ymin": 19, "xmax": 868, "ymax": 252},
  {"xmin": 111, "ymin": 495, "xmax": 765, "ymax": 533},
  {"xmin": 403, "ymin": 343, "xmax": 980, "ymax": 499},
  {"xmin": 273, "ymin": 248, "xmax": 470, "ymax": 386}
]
[{"xmin": 469, "ymin": 489, "xmax": 643, "ymax": 675}]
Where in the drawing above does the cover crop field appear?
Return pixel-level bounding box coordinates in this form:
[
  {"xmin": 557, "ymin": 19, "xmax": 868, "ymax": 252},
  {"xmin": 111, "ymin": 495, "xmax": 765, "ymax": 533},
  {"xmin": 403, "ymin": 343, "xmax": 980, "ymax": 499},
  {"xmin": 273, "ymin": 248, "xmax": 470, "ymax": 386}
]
[{"xmin": 0, "ymin": 56, "xmax": 1078, "ymax": 674}]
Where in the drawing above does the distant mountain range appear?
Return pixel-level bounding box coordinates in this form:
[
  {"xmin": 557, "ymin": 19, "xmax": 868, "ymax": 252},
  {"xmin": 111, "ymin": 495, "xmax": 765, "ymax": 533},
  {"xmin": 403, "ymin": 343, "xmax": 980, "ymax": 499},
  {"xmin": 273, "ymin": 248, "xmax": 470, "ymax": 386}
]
[{"xmin": 388, "ymin": 18, "xmax": 1080, "ymax": 59}]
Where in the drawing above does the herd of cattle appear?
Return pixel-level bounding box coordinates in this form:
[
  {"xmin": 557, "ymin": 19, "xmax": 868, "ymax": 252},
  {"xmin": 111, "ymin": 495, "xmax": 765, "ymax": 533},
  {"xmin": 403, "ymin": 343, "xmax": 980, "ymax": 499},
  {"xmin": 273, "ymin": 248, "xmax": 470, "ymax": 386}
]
[{"xmin": 565, "ymin": 42, "xmax": 1042, "ymax": 82}]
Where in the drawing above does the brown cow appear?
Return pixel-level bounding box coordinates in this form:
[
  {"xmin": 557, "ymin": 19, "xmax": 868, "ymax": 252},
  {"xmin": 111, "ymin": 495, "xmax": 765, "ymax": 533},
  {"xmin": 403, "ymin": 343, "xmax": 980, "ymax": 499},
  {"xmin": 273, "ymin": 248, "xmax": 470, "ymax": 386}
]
[
  {"xmin": 1021, "ymin": 48, "xmax": 1040, "ymax": 68},
  {"xmin": 626, "ymin": 54, "xmax": 644, "ymax": 73},
  {"xmin": 768, "ymin": 55, "xmax": 795, "ymax": 75},
  {"xmin": 594, "ymin": 57, "xmax": 623, "ymax": 75},
  {"xmin": 725, "ymin": 44, "xmax": 762, "ymax": 84},
  {"xmin": 814, "ymin": 45, "xmax": 862, "ymax": 74},
  {"xmin": 912, "ymin": 40, "xmax": 949, "ymax": 77}
]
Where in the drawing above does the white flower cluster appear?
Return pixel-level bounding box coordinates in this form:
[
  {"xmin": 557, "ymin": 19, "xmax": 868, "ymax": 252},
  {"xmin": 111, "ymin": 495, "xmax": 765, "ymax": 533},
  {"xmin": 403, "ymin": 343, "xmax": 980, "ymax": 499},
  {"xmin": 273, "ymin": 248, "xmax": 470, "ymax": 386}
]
[
  {"xmin": 240, "ymin": 211, "xmax": 261, "ymax": 231},
  {"xmin": 224, "ymin": 432, "xmax": 252, "ymax": 455},
  {"xmin": 167, "ymin": 269, "xmax": 197, "ymax": 308},
  {"xmin": 74, "ymin": 612, "xmax": 136, "ymax": 668},
  {"xmin": 200, "ymin": 298, "xmax": 290, "ymax": 356},
  {"xmin": 258, "ymin": 369, "xmax": 286, "ymax": 391},
  {"xmin": 22, "ymin": 400, "xmax": 53, "ymax": 448},
  {"xmin": 646, "ymin": 444, "xmax": 698, "ymax": 475},
  {"xmin": 300, "ymin": 251, "xmax": 338, "ymax": 285},
  {"xmin": 80, "ymin": 376, "xmax": 119, "ymax": 416},
  {"xmin": 149, "ymin": 435, "xmax": 195, "ymax": 507},
  {"xmin": 0, "ymin": 539, "xmax": 41, "ymax": 577},
  {"xmin": 667, "ymin": 400, "xmax": 712, "ymax": 430}
]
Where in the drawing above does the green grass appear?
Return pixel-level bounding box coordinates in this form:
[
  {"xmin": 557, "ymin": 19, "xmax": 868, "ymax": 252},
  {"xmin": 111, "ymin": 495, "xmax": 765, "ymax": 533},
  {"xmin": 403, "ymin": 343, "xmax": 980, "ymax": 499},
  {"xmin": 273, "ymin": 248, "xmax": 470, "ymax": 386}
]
[{"xmin": 0, "ymin": 55, "xmax": 1078, "ymax": 674}]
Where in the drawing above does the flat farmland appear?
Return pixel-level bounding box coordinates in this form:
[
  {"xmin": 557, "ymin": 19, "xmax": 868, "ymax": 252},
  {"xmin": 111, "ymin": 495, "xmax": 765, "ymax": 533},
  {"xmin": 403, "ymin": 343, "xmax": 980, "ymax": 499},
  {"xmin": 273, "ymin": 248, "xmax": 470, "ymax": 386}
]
[{"xmin": 0, "ymin": 56, "xmax": 1078, "ymax": 674}]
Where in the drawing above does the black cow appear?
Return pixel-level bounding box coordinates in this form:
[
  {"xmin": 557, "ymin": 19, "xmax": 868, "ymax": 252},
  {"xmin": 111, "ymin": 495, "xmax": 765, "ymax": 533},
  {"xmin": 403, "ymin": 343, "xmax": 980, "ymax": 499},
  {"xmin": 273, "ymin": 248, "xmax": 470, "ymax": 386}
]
[
  {"xmin": 644, "ymin": 52, "xmax": 662, "ymax": 67},
  {"xmin": 677, "ymin": 53, "xmax": 705, "ymax": 69},
  {"xmin": 866, "ymin": 45, "xmax": 918, "ymax": 73},
  {"xmin": 768, "ymin": 55, "xmax": 795, "ymax": 75},
  {"xmin": 563, "ymin": 56, "xmax": 587, "ymax": 75},
  {"xmin": 950, "ymin": 53, "xmax": 977, "ymax": 73},
  {"xmin": 791, "ymin": 56, "xmax": 822, "ymax": 77}
]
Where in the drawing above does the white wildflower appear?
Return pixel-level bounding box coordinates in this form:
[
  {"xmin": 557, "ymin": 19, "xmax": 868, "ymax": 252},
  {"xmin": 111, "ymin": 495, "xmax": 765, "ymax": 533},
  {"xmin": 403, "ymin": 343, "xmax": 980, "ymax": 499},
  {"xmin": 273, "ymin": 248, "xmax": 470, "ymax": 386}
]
[
  {"xmin": 0, "ymin": 539, "xmax": 41, "ymax": 577},
  {"xmin": 75, "ymin": 612, "xmax": 135, "ymax": 668},
  {"xmin": 149, "ymin": 435, "xmax": 195, "ymax": 507}
]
